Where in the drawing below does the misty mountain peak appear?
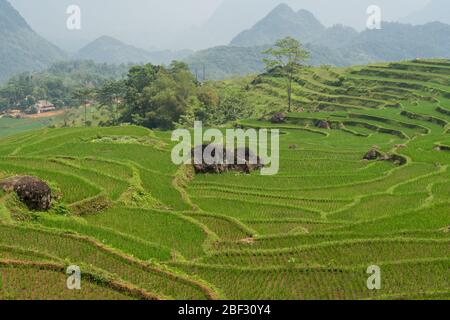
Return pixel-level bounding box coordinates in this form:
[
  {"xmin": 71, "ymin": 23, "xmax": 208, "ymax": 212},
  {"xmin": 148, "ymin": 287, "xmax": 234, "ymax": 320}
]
[
  {"xmin": 230, "ymin": 4, "xmax": 325, "ymax": 46},
  {"xmin": 94, "ymin": 35, "xmax": 124, "ymax": 44},
  {"xmin": 75, "ymin": 35, "xmax": 153, "ymax": 64},
  {"xmin": 86, "ymin": 35, "xmax": 135, "ymax": 49},
  {"xmin": 74, "ymin": 35, "xmax": 192, "ymax": 65},
  {"xmin": 269, "ymin": 3, "xmax": 296, "ymax": 17}
]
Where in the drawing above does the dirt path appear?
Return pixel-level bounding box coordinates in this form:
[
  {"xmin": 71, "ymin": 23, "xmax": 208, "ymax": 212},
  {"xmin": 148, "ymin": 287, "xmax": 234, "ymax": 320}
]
[{"xmin": 22, "ymin": 110, "xmax": 65, "ymax": 119}]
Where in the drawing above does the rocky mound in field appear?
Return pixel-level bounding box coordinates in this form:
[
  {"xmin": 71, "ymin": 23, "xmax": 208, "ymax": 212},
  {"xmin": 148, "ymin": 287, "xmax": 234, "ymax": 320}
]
[
  {"xmin": 435, "ymin": 145, "xmax": 450, "ymax": 152},
  {"xmin": 363, "ymin": 149, "xmax": 383, "ymax": 161},
  {"xmin": 363, "ymin": 149, "xmax": 407, "ymax": 166},
  {"xmin": 0, "ymin": 176, "xmax": 52, "ymax": 211},
  {"xmin": 270, "ymin": 112, "xmax": 286, "ymax": 124},
  {"xmin": 316, "ymin": 120, "xmax": 331, "ymax": 129},
  {"xmin": 191, "ymin": 145, "xmax": 264, "ymax": 174}
]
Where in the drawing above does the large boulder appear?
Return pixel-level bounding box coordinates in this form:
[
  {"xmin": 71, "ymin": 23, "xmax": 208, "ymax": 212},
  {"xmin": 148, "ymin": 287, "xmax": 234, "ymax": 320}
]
[
  {"xmin": 191, "ymin": 144, "xmax": 228, "ymax": 174},
  {"xmin": 0, "ymin": 176, "xmax": 52, "ymax": 211},
  {"xmin": 191, "ymin": 145, "xmax": 264, "ymax": 174},
  {"xmin": 270, "ymin": 112, "xmax": 286, "ymax": 124},
  {"xmin": 435, "ymin": 145, "xmax": 450, "ymax": 152},
  {"xmin": 316, "ymin": 120, "xmax": 331, "ymax": 129},
  {"xmin": 229, "ymin": 147, "xmax": 265, "ymax": 174},
  {"xmin": 362, "ymin": 150, "xmax": 406, "ymax": 166},
  {"xmin": 363, "ymin": 149, "xmax": 383, "ymax": 161}
]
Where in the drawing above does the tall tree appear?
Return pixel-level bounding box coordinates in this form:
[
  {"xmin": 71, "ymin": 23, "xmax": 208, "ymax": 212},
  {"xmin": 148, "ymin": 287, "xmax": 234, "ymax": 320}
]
[
  {"xmin": 262, "ymin": 37, "xmax": 310, "ymax": 112},
  {"xmin": 72, "ymin": 86, "xmax": 95, "ymax": 127},
  {"xmin": 97, "ymin": 80, "xmax": 126, "ymax": 125}
]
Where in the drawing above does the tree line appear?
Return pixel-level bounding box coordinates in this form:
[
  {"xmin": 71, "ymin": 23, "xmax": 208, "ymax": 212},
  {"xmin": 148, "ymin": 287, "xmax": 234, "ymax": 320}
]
[{"xmin": 1, "ymin": 37, "xmax": 309, "ymax": 129}]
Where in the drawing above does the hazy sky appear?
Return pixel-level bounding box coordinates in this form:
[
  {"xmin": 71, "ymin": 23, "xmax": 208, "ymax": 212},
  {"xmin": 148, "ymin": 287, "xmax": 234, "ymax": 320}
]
[
  {"xmin": 9, "ymin": 0, "xmax": 223, "ymax": 51},
  {"xmin": 9, "ymin": 0, "xmax": 433, "ymax": 52}
]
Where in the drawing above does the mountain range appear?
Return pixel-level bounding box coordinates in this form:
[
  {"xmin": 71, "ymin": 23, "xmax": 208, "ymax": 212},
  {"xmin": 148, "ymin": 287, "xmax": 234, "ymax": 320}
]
[
  {"xmin": 2, "ymin": 0, "xmax": 450, "ymax": 83},
  {"xmin": 7, "ymin": 0, "xmax": 221, "ymax": 52},
  {"xmin": 165, "ymin": 0, "xmax": 433, "ymax": 49},
  {"xmin": 231, "ymin": 5, "xmax": 325, "ymax": 46},
  {"xmin": 0, "ymin": 0, "xmax": 191, "ymax": 83},
  {"xmin": 8, "ymin": 0, "xmax": 433, "ymax": 51},
  {"xmin": 186, "ymin": 3, "xmax": 450, "ymax": 79}
]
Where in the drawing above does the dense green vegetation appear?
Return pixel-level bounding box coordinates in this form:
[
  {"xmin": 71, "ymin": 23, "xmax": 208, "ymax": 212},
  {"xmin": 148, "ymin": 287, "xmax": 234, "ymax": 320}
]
[
  {"xmin": 120, "ymin": 62, "xmax": 215, "ymax": 129},
  {"xmin": 0, "ymin": 59, "xmax": 251, "ymax": 130},
  {"xmin": 0, "ymin": 58, "xmax": 449, "ymax": 300},
  {"xmin": 0, "ymin": 61, "xmax": 129, "ymax": 111},
  {"xmin": 117, "ymin": 61, "xmax": 253, "ymax": 129}
]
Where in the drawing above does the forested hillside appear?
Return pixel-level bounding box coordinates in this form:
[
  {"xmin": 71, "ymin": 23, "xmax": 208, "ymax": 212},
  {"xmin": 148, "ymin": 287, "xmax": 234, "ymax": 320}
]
[{"xmin": 0, "ymin": 0, "xmax": 66, "ymax": 83}]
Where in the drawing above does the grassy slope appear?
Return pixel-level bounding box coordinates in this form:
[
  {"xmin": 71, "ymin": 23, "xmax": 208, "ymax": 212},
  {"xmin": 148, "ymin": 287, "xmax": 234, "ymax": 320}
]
[
  {"xmin": 0, "ymin": 105, "xmax": 115, "ymax": 139},
  {"xmin": 0, "ymin": 59, "xmax": 449, "ymax": 300}
]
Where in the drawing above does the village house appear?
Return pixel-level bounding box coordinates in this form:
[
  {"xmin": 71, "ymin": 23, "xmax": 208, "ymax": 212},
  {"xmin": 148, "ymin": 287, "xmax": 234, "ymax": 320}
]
[{"xmin": 34, "ymin": 100, "xmax": 56, "ymax": 114}]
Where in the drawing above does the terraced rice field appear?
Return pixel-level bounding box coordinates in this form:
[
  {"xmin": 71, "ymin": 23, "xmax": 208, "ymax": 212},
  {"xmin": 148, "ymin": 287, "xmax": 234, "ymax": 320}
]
[{"xmin": 0, "ymin": 59, "xmax": 449, "ymax": 300}]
